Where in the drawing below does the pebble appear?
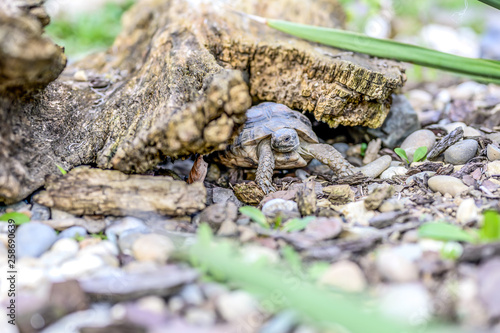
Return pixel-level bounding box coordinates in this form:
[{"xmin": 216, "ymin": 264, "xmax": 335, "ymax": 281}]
[
  {"xmin": 118, "ymin": 228, "xmax": 151, "ymax": 255},
  {"xmin": 261, "ymin": 199, "xmax": 300, "ymax": 220},
  {"xmin": 106, "ymin": 217, "xmax": 148, "ymax": 236},
  {"xmin": 211, "ymin": 187, "xmax": 243, "ymax": 207},
  {"xmin": 16, "ymin": 222, "xmax": 58, "ymax": 258},
  {"xmin": 132, "ymin": 234, "xmax": 175, "ymax": 263},
  {"xmin": 428, "ymin": 175, "xmax": 469, "ymax": 197},
  {"xmin": 260, "ymin": 310, "xmax": 298, "ymax": 333},
  {"xmin": 51, "ymin": 208, "xmax": 76, "ymax": 220},
  {"xmin": 488, "ymin": 161, "xmax": 500, "ymax": 176},
  {"xmin": 487, "ymin": 132, "xmax": 500, "ymax": 145},
  {"xmin": 444, "ymin": 139, "xmax": 478, "ymax": 165},
  {"xmin": 79, "ymin": 240, "xmax": 119, "ymax": 257},
  {"xmin": 216, "ymin": 291, "xmax": 258, "ymax": 322},
  {"xmin": 379, "ymin": 199, "xmax": 404, "ymax": 212},
  {"xmin": 30, "ymin": 203, "xmax": 51, "ymax": 221},
  {"xmin": 332, "ymin": 143, "xmax": 349, "ymax": 158},
  {"xmin": 400, "ymin": 129, "xmax": 436, "ymax": 162},
  {"xmin": 379, "ymin": 283, "xmax": 432, "ymax": 323},
  {"xmin": 487, "ymin": 144, "xmax": 500, "ymax": 161},
  {"xmin": 304, "ymin": 217, "xmax": 343, "ymax": 241},
  {"xmin": 340, "ymin": 201, "xmax": 376, "ymax": 226},
  {"xmin": 456, "ymin": 198, "xmax": 478, "ymax": 224},
  {"xmin": 380, "ymin": 166, "xmax": 407, "ymax": 180},
  {"xmin": 359, "ymin": 155, "xmax": 392, "ymax": 178},
  {"xmin": 59, "ymin": 254, "xmax": 106, "ymax": 279},
  {"xmin": 463, "ymin": 126, "xmax": 481, "ymax": 137},
  {"xmin": 376, "ymin": 247, "xmax": 419, "ymax": 282},
  {"xmin": 57, "ymin": 226, "xmax": 88, "ymax": 239},
  {"xmin": 405, "ymin": 171, "xmax": 436, "ymax": 185},
  {"xmin": 179, "ymin": 284, "xmax": 204, "ymax": 306},
  {"xmin": 242, "ymin": 245, "xmax": 279, "ymax": 264},
  {"xmin": 407, "ymin": 89, "xmax": 433, "ymax": 111},
  {"xmin": 185, "ymin": 308, "xmax": 216, "ymax": 326},
  {"xmin": 451, "ymin": 81, "xmax": 487, "ymax": 100},
  {"xmin": 41, "ymin": 238, "xmax": 80, "ymax": 267},
  {"xmin": 319, "ymin": 260, "xmax": 367, "ymax": 292}
]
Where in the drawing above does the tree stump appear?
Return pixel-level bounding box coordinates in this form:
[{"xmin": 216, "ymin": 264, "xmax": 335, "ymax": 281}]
[{"xmin": 0, "ymin": 0, "xmax": 405, "ymax": 204}]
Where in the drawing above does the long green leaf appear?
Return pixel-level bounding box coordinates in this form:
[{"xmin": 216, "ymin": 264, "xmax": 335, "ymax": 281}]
[
  {"xmin": 0, "ymin": 212, "xmax": 30, "ymax": 225},
  {"xmin": 264, "ymin": 19, "xmax": 500, "ymax": 83},
  {"xmin": 418, "ymin": 222, "xmax": 476, "ymax": 243},
  {"xmin": 190, "ymin": 225, "xmax": 417, "ymax": 333},
  {"xmin": 478, "ymin": 0, "xmax": 500, "ymax": 10}
]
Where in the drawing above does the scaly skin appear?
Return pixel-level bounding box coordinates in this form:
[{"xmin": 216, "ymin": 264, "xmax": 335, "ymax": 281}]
[
  {"xmin": 306, "ymin": 143, "xmax": 358, "ymax": 177},
  {"xmin": 255, "ymin": 139, "xmax": 276, "ymax": 194}
]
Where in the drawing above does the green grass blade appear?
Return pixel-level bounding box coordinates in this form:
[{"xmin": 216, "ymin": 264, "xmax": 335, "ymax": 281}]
[
  {"xmin": 239, "ymin": 206, "xmax": 270, "ymax": 229},
  {"xmin": 418, "ymin": 222, "xmax": 476, "ymax": 243},
  {"xmin": 477, "ymin": 0, "xmax": 500, "ymax": 10},
  {"xmin": 0, "ymin": 212, "xmax": 30, "ymax": 225},
  {"xmin": 479, "ymin": 210, "xmax": 500, "ymax": 242},
  {"xmin": 266, "ymin": 19, "xmax": 500, "ymax": 82},
  {"xmin": 190, "ymin": 225, "xmax": 416, "ymax": 333}
]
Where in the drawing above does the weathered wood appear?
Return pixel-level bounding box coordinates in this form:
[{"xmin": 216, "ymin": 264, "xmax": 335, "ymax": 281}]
[
  {"xmin": 33, "ymin": 166, "xmax": 206, "ymax": 216},
  {"xmin": 0, "ymin": 0, "xmax": 406, "ymax": 203}
]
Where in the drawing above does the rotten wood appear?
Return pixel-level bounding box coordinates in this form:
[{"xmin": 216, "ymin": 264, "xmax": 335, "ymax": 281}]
[
  {"xmin": 33, "ymin": 166, "xmax": 206, "ymax": 217},
  {"xmin": 1, "ymin": 0, "xmax": 406, "ymax": 203}
]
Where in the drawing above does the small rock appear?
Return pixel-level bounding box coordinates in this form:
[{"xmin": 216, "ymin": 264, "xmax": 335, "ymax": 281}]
[
  {"xmin": 59, "ymin": 254, "xmax": 106, "ymax": 279},
  {"xmin": 367, "ymin": 94, "xmax": 420, "ymax": 148},
  {"xmin": 369, "ymin": 211, "xmax": 404, "ymax": 229},
  {"xmin": 296, "ymin": 181, "xmax": 316, "ymax": 216},
  {"xmin": 261, "ymin": 199, "xmax": 300, "ymax": 220},
  {"xmin": 51, "ymin": 237, "xmax": 80, "ymax": 254},
  {"xmin": 216, "ymin": 291, "xmax": 258, "ymax": 323},
  {"xmin": 400, "ymin": 129, "xmax": 436, "ymax": 162},
  {"xmin": 74, "ymin": 70, "xmax": 88, "ymax": 81},
  {"xmin": 217, "ymin": 220, "xmax": 238, "ymax": 236},
  {"xmin": 444, "ymin": 139, "xmax": 478, "ymax": 165},
  {"xmin": 487, "ymin": 132, "xmax": 500, "ymax": 145},
  {"xmin": 57, "ymin": 226, "xmax": 88, "ymax": 239},
  {"xmin": 376, "ymin": 247, "xmax": 419, "ymax": 282},
  {"xmin": 260, "ymin": 310, "xmax": 298, "ymax": 333},
  {"xmin": 364, "ymin": 185, "xmax": 394, "ymax": 210},
  {"xmin": 443, "ymin": 122, "xmax": 467, "ymax": 133},
  {"xmin": 322, "ymin": 185, "xmax": 354, "ymax": 204},
  {"xmin": 340, "ymin": 201, "xmax": 376, "ymax": 226},
  {"xmin": 332, "ymin": 143, "xmax": 349, "ymax": 157},
  {"xmin": 407, "ymin": 89, "xmax": 433, "ymax": 111},
  {"xmin": 185, "ymin": 308, "xmax": 216, "ymax": 326},
  {"xmin": 463, "ymin": 126, "xmax": 481, "ymax": 137},
  {"xmin": 304, "ymin": 217, "xmax": 343, "ymax": 241},
  {"xmin": 405, "ymin": 171, "xmax": 436, "ymax": 185},
  {"xmin": 487, "ymin": 144, "xmax": 500, "ymax": 161},
  {"xmin": 487, "ymin": 160, "xmax": 500, "ymax": 176},
  {"xmin": 378, "ymin": 199, "xmax": 404, "ymax": 212},
  {"xmin": 380, "ymin": 166, "xmax": 407, "ymax": 180},
  {"xmin": 79, "ymin": 240, "xmax": 119, "ymax": 257},
  {"xmin": 428, "ymin": 175, "xmax": 469, "ymax": 196},
  {"xmin": 16, "ymin": 222, "xmax": 58, "ymax": 258},
  {"xmin": 30, "ymin": 203, "xmax": 51, "ymax": 221},
  {"xmin": 51, "ymin": 208, "xmax": 76, "ymax": 220},
  {"xmin": 359, "ymin": 155, "xmax": 392, "ymax": 178},
  {"xmin": 195, "ymin": 202, "xmax": 238, "ymax": 231},
  {"xmin": 451, "ymin": 81, "xmax": 487, "ymax": 100},
  {"xmin": 456, "ymin": 198, "xmax": 478, "ymax": 224},
  {"xmin": 106, "ymin": 217, "xmax": 148, "ymax": 237},
  {"xmin": 132, "ymin": 234, "xmax": 175, "ymax": 263},
  {"xmin": 242, "ymin": 245, "xmax": 279, "ymax": 264},
  {"xmin": 379, "ymin": 283, "xmax": 432, "ymax": 323},
  {"xmin": 212, "ymin": 187, "xmax": 243, "ymax": 207},
  {"xmin": 179, "ymin": 284, "xmax": 204, "ymax": 306},
  {"xmin": 478, "ymin": 258, "xmax": 500, "ymax": 319},
  {"xmin": 118, "ymin": 228, "xmax": 150, "ymax": 255},
  {"xmin": 319, "ymin": 260, "xmax": 367, "ymax": 292}
]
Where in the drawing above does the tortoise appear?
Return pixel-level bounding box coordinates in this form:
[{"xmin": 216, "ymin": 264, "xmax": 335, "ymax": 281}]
[{"xmin": 215, "ymin": 102, "xmax": 358, "ymax": 194}]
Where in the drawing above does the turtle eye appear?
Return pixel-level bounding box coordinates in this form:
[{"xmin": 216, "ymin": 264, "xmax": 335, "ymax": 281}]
[{"xmin": 284, "ymin": 137, "xmax": 290, "ymax": 142}]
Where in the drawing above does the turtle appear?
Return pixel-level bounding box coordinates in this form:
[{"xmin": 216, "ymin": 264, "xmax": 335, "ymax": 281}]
[{"xmin": 215, "ymin": 102, "xmax": 358, "ymax": 194}]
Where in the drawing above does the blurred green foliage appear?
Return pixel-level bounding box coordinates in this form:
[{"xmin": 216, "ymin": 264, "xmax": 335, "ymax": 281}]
[{"xmin": 45, "ymin": 0, "xmax": 135, "ymax": 57}]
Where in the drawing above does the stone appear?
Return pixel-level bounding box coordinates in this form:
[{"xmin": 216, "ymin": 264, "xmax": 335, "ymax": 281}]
[
  {"xmin": 407, "ymin": 89, "xmax": 433, "ymax": 111},
  {"xmin": 132, "ymin": 234, "xmax": 175, "ymax": 263},
  {"xmin": 456, "ymin": 198, "xmax": 478, "ymax": 224},
  {"xmin": 179, "ymin": 284, "xmax": 204, "ymax": 306},
  {"xmin": 400, "ymin": 129, "xmax": 436, "ymax": 162},
  {"xmin": 106, "ymin": 217, "xmax": 148, "ymax": 237},
  {"xmin": 451, "ymin": 81, "xmax": 487, "ymax": 100},
  {"xmin": 379, "ymin": 283, "xmax": 432, "ymax": 323},
  {"xmin": 319, "ymin": 260, "xmax": 367, "ymax": 292},
  {"xmin": 380, "ymin": 166, "xmax": 407, "ymax": 180},
  {"xmin": 478, "ymin": 258, "xmax": 500, "ymax": 319},
  {"xmin": 364, "ymin": 184, "xmax": 394, "ymax": 210},
  {"xmin": 241, "ymin": 245, "xmax": 279, "ymax": 264},
  {"xmin": 367, "ymin": 94, "xmax": 420, "ymax": 148},
  {"xmin": 332, "ymin": 143, "xmax": 349, "ymax": 157},
  {"xmin": 79, "ymin": 240, "xmax": 119, "ymax": 257},
  {"xmin": 260, "ymin": 310, "xmax": 298, "ymax": 333},
  {"xmin": 487, "ymin": 161, "xmax": 500, "ymax": 176},
  {"xmin": 376, "ymin": 247, "xmax": 419, "ymax": 282},
  {"xmin": 261, "ymin": 199, "xmax": 300, "ymax": 220},
  {"xmin": 405, "ymin": 171, "xmax": 436, "ymax": 185},
  {"xmin": 211, "ymin": 187, "xmax": 243, "ymax": 207},
  {"xmin": 340, "ymin": 201, "xmax": 376, "ymax": 226},
  {"xmin": 57, "ymin": 226, "xmax": 88, "ymax": 239},
  {"xmin": 487, "ymin": 144, "xmax": 500, "ymax": 161},
  {"xmin": 359, "ymin": 155, "xmax": 392, "ymax": 178},
  {"xmin": 216, "ymin": 291, "xmax": 258, "ymax": 323},
  {"xmin": 322, "ymin": 185, "xmax": 354, "ymax": 204},
  {"xmin": 16, "ymin": 222, "xmax": 57, "ymax": 258},
  {"xmin": 369, "ymin": 211, "xmax": 404, "ymax": 229},
  {"xmin": 185, "ymin": 308, "xmax": 217, "ymax": 326},
  {"xmin": 195, "ymin": 202, "xmax": 238, "ymax": 231},
  {"xmin": 51, "ymin": 208, "xmax": 76, "ymax": 220},
  {"xmin": 30, "ymin": 203, "xmax": 51, "ymax": 221},
  {"xmin": 444, "ymin": 139, "xmax": 478, "ymax": 165},
  {"xmin": 378, "ymin": 199, "xmax": 404, "ymax": 212},
  {"xmin": 428, "ymin": 175, "xmax": 469, "ymax": 197},
  {"xmin": 463, "ymin": 126, "xmax": 481, "ymax": 137},
  {"xmin": 119, "ymin": 228, "xmax": 151, "ymax": 255},
  {"xmin": 487, "ymin": 132, "xmax": 500, "ymax": 145},
  {"xmin": 304, "ymin": 217, "xmax": 343, "ymax": 241},
  {"xmin": 59, "ymin": 254, "xmax": 106, "ymax": 279},
  {"xmin": 443, "ymin": 122, "xmax": 466, "ymax": 133}
]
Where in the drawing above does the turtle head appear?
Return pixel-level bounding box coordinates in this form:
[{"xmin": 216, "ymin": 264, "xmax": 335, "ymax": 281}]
[{"xmin": 271, "ymin": 128, "xmax": 300, "ymax": 153}]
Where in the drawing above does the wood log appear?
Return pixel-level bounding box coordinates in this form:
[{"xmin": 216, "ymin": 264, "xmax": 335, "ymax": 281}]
[
  {"xmin": 0, "ymin": 0, "xmax": 405, "ymax": 204},
  {"xmin": 33, "ymin": 166, "xmax": 207, "ymax": 217}
]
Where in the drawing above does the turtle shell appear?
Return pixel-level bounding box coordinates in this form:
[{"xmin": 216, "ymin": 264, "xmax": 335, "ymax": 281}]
[{"xmin": 233, "ymin": 102, "xmax": 319, "ymax": 148}]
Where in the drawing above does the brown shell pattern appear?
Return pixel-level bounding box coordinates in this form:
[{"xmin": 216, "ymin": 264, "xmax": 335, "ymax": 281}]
[{"xmin": 234, "ymin": 102, "xmax": 318, "ymax": 147}]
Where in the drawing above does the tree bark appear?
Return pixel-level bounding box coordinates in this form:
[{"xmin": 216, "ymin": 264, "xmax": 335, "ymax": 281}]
[{"xmin": 0, "ymin": 0, "xmax": 406, "ymax": 204}]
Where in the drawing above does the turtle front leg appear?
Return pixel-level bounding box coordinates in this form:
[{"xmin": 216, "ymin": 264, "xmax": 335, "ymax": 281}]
[
  {"xmin": 256, "ymin": 139, "xmax": 276, "ymax": 194},
  {"xmin": 305, "ymin": 143, "xmax": 358, "ymax": 177}
]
